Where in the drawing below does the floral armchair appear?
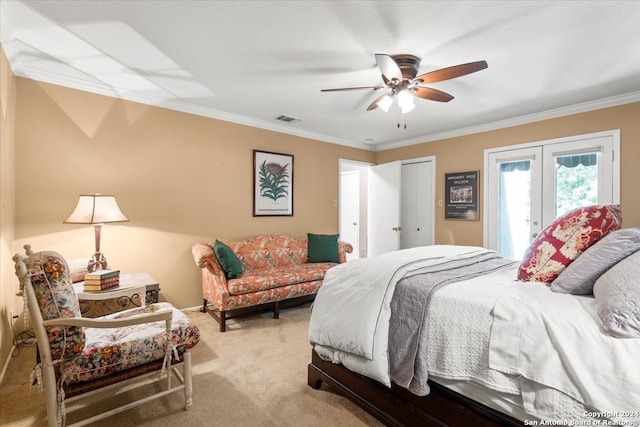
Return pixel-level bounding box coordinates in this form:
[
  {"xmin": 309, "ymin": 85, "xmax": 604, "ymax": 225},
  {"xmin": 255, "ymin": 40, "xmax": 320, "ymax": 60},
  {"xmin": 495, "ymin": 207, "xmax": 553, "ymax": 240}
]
[{"xmin": 13, "ymin": 245, "xmax": 200, "ymax": 427}]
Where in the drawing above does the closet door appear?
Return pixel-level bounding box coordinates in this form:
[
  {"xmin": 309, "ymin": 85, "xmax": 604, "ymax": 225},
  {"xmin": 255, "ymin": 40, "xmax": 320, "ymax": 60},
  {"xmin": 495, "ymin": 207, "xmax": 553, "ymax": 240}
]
[
  {"xmin": 401, "ymin": 161, "xmax": 434, "ymax": 249},
  {"xmin": 367, "ymin": 161, "xmax": 402, "ymax": 257}
]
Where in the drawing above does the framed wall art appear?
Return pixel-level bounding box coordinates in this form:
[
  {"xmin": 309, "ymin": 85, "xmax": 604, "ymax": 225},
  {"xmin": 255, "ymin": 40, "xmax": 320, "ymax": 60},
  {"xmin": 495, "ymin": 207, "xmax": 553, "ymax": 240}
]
[
  {"xmin": 444, "ymin": 170, "xmax": 479, "ymax": 220},
  {"xmin": 253, "ymin": 150, "xmax": 294, "ymax": 216}
]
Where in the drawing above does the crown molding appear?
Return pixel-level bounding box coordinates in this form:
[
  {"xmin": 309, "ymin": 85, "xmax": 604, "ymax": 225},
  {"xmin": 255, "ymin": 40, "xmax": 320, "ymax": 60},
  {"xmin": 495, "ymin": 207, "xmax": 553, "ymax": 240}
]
[
  {"xmin": 11, "ymin": 62, "xmax": 640, "ymax": 153},
  {"xmin": 374, "ymin": 91, "xmax": 640, "ymax": 151},
  {"xmin": 11, "ymin": 64, "xmax": 370, "ymax": 150}
]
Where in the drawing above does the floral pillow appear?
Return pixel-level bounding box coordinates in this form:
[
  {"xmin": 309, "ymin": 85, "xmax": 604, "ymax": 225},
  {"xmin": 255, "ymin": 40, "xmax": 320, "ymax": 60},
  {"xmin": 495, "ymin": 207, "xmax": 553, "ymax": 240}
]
[{"xmin": 517, "ymin": 205, "xmax": 622, "ymax": 283}]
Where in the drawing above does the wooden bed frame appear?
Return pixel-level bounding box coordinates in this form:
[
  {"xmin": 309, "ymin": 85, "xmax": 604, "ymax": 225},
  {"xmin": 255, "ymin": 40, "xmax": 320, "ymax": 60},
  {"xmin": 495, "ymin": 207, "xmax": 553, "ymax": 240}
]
[{"xmin": 308, "ymin": 350, "xmax": 522, "ymax": 427}]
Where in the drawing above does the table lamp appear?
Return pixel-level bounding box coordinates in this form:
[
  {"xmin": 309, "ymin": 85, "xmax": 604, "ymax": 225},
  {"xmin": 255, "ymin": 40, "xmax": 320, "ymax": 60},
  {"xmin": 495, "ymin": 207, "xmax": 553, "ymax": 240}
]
[{"xmin": 64, "ymin": 193, "xmax": 129, "ymax": 272}]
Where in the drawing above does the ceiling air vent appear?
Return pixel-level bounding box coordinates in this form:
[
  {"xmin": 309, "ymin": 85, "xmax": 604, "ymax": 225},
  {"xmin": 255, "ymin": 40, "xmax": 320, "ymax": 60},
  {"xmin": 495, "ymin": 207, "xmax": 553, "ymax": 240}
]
[{"xmin": 275, "ymin": 114, "xmax": 302, "ymax": 124}]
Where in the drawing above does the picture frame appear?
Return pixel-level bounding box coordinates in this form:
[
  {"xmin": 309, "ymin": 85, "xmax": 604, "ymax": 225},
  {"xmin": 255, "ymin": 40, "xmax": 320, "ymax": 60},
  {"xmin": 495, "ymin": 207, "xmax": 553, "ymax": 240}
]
[
  {"xmin": 253, "ymin": 150, "xmax": 294, "ymax": 216},
  {"xmin": 444, "ymin": 170, "xmax": 479, "ymax": 220}
]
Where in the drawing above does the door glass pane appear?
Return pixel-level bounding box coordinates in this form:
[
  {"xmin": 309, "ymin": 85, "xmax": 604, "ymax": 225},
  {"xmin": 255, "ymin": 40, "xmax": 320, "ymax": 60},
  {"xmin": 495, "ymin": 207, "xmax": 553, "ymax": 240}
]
[
  {"xmin": 498, "ymin": 161, "xmax": 531, "ymax": 260},
  {"xmin": 555, "ymin": 153, "xmax": 598, "ymax": 217}
]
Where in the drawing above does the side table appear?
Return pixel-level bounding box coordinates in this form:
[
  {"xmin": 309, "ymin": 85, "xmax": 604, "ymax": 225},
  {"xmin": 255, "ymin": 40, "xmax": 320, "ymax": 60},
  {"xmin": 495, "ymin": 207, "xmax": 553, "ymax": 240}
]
[{"xmin": 74, "ymin": 272, "xmax": 160, "ymax": 318}]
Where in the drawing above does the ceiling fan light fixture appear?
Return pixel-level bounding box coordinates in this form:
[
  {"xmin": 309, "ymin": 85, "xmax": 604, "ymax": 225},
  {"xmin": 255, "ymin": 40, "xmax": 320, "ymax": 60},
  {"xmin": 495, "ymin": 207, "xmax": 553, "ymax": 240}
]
[
  {"xmin": 401, "ymin": 102, "xmax": 415, "ymax": 114},
  {"xmin": 398, "ymin": 90, "xmax": 415, "ymax": 114},
  {"xmin": 378, "ymin": 94, "xmax": 393, "ymax": 112}
]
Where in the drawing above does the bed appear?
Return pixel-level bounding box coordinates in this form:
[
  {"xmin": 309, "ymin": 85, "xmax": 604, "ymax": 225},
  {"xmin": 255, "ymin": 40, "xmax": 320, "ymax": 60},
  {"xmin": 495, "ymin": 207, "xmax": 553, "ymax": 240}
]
[{"xmin": 307, "ymin": 206, "xmax": 640, "ymax": 426}]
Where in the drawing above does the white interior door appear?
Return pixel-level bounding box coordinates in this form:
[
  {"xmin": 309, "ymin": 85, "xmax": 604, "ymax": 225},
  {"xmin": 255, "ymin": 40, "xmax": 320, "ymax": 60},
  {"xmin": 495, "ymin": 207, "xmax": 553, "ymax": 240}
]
[
  {"xmin": 367, "ymin": 161, "xmax": 402, "ymax": 257},
  {"xmin": 339, "ymin": 170, "xmax": 360, "ymax": 261},
  {"xmin": 401, "ymin": 160, "xmax": 434, "ymax": 249}
]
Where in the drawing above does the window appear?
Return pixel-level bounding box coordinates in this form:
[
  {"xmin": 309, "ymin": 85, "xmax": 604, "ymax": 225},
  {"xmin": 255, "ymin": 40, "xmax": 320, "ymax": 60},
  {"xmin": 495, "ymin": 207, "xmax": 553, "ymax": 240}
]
[{"xmin": 484, "ymin": 130, "xmax": 619, "ymax": 260}]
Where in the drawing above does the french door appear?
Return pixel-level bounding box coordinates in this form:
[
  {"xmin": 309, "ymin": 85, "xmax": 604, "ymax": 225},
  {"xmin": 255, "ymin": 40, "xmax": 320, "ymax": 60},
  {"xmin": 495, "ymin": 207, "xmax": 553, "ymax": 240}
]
[
  {"xmin": 485, "ymin": 130, "xmax": 619, "ymax": 260},
  {"xmin": 487, "ymin": 146, "xmax": 542, "ymax": 260}
]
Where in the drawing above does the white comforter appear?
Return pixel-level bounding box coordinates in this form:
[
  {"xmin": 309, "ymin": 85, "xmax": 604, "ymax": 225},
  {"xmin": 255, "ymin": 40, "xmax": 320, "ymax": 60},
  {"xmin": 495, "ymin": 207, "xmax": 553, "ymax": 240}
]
[
  {"xmin": 309, "ymin": 245, "xmax": 493, "ymax": 386},
  {"xmin": 310, "ymin": 246, "xmax": 640, "ymax": 423},
  {"xmin": 490, "ymin": 281, "xmax": 640, "ymax": 423}
]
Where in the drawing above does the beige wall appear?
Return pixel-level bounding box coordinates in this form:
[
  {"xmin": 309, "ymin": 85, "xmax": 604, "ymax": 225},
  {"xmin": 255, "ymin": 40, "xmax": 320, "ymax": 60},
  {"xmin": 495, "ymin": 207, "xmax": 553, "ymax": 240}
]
[
  {"xmin": 0, "ymin": 47, "xmax": 19, "ymax": 377},
  {"xmin": 375, "ymin": 102, "xmax": 640, "ymax": 246},
  {"xmin": 13, "ymin": 77, "xmax": 375, "ymax": 311},
  {"xmin": 3, "ymin": 41, "xmax": 640, "ymax": 374}
]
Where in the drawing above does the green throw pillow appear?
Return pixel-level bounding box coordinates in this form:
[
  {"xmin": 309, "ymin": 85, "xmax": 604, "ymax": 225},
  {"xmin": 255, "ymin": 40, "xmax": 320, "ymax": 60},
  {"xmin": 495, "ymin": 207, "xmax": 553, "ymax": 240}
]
[
  {"xmin": 213, "ymin": 240, "xmax": 243, "ymax": 279},
  {"xmin": 307, "ymin": 233, "xmax": 339, "ymax": 263}
]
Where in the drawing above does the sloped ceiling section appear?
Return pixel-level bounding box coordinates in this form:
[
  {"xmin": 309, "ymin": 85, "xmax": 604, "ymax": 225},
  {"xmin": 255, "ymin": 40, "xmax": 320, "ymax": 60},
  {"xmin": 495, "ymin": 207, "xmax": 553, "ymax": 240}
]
[{"xmin": 2, "ymin": 1, "xmax": 640, "ymax": 150}]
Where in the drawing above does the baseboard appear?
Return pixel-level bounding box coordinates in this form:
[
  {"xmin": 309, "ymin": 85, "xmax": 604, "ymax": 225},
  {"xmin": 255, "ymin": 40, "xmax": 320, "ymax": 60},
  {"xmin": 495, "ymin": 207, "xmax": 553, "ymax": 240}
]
[{"xmin": 181, "ymin": 305, "xmax": 206, "ymax": 313}]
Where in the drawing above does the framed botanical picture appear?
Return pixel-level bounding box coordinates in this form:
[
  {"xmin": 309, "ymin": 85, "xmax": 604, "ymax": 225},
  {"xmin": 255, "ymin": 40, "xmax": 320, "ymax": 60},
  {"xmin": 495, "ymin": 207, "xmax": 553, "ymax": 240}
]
[
  {"xmin": 253, "ymin": 150, "xmax": 294, "ymax": 216},
  {"xmin": 444, "ymin": 170, "xmax": 479, "ymax": 220}
]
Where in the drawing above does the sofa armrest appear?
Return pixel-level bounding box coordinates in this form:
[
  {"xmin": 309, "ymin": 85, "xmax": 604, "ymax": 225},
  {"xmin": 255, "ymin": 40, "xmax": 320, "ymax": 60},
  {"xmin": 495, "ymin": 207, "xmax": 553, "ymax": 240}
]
[
  {"xmin": 338, "ymin": 241, "xmax": 353, "ymax": 264},
  {"xmin": 192, "ymin": 243, "xmax": 230, "ymax": 308},
  {"xmin": 192, "ymin": 243, "xmax": 216, "ymax": 268}
]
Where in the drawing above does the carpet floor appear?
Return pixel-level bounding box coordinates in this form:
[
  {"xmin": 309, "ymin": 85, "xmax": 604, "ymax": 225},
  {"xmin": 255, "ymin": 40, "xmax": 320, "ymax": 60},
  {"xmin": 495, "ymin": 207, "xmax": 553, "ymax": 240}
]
[{"xmin": 0, "ymin": 303, "xmax": 383, "ymax": 426}]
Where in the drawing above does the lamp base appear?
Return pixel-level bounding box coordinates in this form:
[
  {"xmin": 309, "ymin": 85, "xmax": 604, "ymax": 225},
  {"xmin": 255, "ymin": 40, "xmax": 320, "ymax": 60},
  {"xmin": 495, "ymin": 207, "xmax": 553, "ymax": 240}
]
[{"xmin": 87, "ymin": 252, "xmax": 109, "ymax": 273}]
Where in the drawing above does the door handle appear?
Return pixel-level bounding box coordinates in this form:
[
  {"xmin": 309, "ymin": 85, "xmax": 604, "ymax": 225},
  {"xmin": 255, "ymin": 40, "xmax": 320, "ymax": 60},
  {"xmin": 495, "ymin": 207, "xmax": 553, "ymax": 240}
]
[{"xmin": 392, "ymin": 227, "xmax": 402, "ymax": 231}]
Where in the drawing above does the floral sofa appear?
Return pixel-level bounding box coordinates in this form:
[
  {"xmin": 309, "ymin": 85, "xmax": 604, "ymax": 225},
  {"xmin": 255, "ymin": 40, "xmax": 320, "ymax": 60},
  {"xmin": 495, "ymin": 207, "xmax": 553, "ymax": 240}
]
[{"xmin": 192, "ymin": 234, "xmax": 352, "ymax": 331}]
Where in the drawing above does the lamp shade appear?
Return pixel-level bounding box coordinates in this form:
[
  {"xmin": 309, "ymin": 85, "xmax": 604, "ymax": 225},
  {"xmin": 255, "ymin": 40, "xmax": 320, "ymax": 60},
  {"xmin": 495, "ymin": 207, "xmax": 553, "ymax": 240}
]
[{"xmin": 64, "ymin": 194, "xmax": 129, "ymax": 224}]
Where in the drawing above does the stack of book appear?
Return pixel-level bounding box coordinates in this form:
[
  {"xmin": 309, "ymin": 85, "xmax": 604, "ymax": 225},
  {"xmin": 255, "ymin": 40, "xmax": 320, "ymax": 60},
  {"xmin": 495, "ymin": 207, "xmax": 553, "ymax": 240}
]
[{"xmin": 83, "ymin": 269, "xmax": 120, "ymax": 291}]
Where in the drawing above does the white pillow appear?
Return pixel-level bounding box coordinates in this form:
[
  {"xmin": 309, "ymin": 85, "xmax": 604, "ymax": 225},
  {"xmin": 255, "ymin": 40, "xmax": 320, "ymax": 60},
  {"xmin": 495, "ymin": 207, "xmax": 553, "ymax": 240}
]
[
  {"xmin": 551, "ymin": 228, "xmax": 640, "ymax": 295},
  {"xmin": 593, "ymin": 250, "xmax": 640, "ymax": 338}
]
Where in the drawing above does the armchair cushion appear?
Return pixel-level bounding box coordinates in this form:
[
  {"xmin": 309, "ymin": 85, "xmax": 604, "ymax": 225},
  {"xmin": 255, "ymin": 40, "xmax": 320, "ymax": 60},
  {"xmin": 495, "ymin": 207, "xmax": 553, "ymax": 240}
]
[
  {"xmin": 214, "ymin": 240, "xmax": 243, "ymax": 279},
  {"xmin": 27, "ymin": 251, "xmax": 85, "ymax": 360},
  {"xmin": 307, "ymin": 233, "xmax": 339, "ymax": 263},
  {"xmin": 59, "ymin": 303, "xmax": 200, "ymax": 384}
]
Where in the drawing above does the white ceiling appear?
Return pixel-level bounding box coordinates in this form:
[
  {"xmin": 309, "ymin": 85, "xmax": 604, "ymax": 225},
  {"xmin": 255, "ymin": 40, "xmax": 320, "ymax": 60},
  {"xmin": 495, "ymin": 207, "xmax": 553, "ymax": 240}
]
[{"xmin": 2, "ymin": 1, "xmax": 640, "ymax": 151}]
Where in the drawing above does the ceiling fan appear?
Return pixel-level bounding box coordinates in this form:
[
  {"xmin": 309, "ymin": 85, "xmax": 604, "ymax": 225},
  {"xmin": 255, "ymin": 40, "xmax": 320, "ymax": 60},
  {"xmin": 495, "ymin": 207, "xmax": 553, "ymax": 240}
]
[{"xmin": 321, "ymin": 54, "xmax": 488, "ymax": 113}]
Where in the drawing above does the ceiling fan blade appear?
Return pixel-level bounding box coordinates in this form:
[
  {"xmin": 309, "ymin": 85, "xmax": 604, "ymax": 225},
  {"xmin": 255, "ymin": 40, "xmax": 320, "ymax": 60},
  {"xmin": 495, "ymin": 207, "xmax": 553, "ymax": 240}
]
[
  {"xmin": 413, "ymin": 86, "xmax": 454, "ymax": 102},
  {"xmin": 375, "ymin": 54, "xmax": 403, "ymax": 82},
  {"xmin": 415, "ymin": 60, "xmax": 488, "ymax": 84},
  {"xmin": 321, "ymin": 85, "xmax": 384, "ymax": 92}
]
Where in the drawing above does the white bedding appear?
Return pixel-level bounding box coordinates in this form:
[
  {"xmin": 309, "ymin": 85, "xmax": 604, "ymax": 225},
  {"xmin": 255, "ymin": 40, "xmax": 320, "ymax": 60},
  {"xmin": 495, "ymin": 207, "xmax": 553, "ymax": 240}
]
[
  {"xmin": 310, "ymin": 246, "xmax": 640, "ymax": 423},
  {"xmin": 426, "ymin": 266, "xmax": 632, "ymax": 422},
  {"xmin": 309, "ymin": 245, "xmax": 493, "ymax": 386},
  {"xmin": 490, "ymin": 276, "xmax": 640, "ymax": 423}
]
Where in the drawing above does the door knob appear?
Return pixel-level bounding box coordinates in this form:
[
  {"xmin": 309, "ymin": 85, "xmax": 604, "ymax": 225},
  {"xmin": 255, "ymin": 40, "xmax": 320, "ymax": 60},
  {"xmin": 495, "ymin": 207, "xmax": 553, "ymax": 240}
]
[{"xmin": 392, "ymin": 226, "xmax": 402, "ymax": 231}]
